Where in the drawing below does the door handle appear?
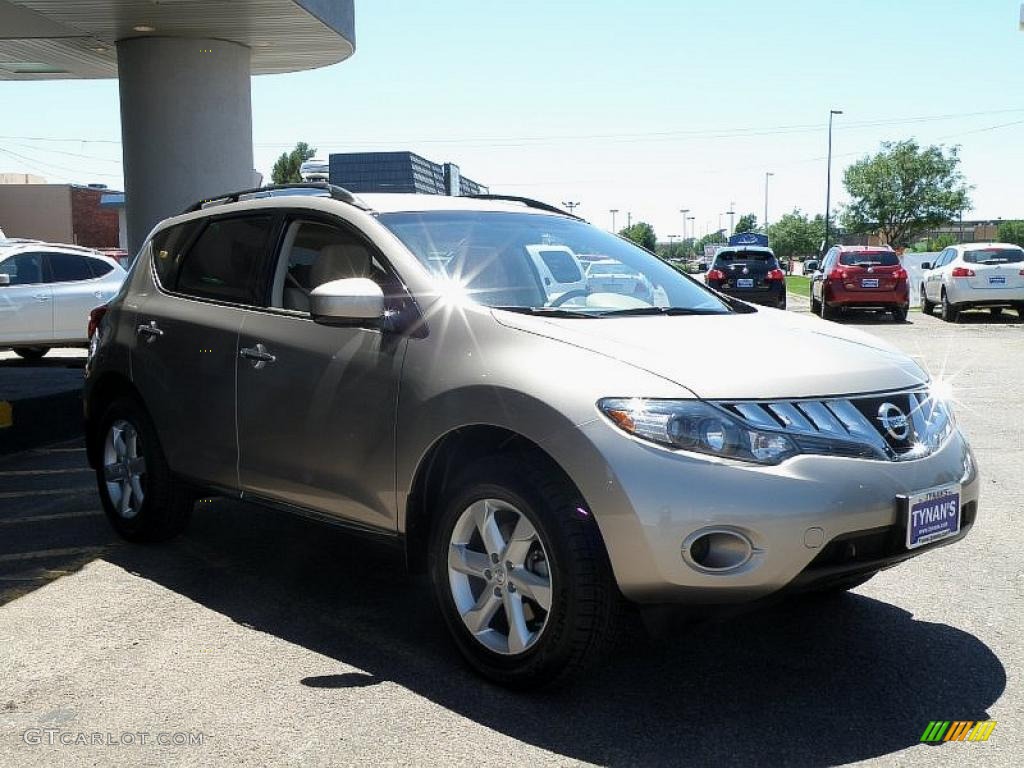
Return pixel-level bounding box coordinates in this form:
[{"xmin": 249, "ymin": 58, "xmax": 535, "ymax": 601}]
[
  {"xmin": 240, "ymin": 343, "xmax": 276, "ymax": 370},
  {"xmin": 33, "ymin": 293, "xmax": 50, "ymax": 302},
  {"xmin": 136, "ymin": 321, "xmax": 164, "ymax": 343}
]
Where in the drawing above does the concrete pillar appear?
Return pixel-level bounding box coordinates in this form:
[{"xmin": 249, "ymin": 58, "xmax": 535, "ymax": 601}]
[{"xmin": 117, "ymin": 37, "xmax": 254, "ymax": 253}]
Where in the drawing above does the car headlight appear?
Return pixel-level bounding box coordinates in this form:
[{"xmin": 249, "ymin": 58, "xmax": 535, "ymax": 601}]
[{"xmin": 598, "ymin": 398, "xmax": 798, "ymax": 465}]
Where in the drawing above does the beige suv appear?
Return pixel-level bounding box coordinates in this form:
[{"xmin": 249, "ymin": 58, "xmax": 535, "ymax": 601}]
[{"xmin": 85, "ymin": 184, "xmax": 978, "ymax": 688}]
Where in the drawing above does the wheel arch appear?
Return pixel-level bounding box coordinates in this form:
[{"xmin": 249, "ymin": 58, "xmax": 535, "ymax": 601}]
[
  {"xmin": 403, "ymin": 424, "xmax": 593, "ymax": 574},
  {"xmin": 84, "ymin": 372, "xmax": 148, "ymax": 469}
]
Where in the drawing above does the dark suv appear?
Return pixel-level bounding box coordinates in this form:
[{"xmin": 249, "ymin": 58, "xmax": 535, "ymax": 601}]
[
  {"xmin": 704, "ymin": 246, "xmax": 786, "ymax": 309},
  {"xmin": 808, "ymin": 245, "xmax": 909, "ymax": 322}
]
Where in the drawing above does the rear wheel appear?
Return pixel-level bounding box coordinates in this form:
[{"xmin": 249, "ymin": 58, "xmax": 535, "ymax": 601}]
[
  {"xmin": 990, "ymin": 307, "xmax": 1003, "ymax": 317},
  {"xmin": 429, "ymin": 455, "xmax": 624, "ymax": 689},
  {"xmin": 920, "ymin": 286, "xmax": 935, "ymax": 315},
  {"xmin": 809, "ymin": 290, "xmax": 821, "ymax": 314},
  {"xmin": 891, "ymin": 305, "xmax": 908, "ymax": 323},
  {"xmin": 940, "ymin": 290, "xmax": 960, "ymax": 323},
  {"xmin": 820, "ymin": 293, "xmax": 835, "ymax": 321},
  {"xmin": 1016, "ymin": 303, "xmax": 1024, "ymax": 319},
  {"xmin": 12, "ymin": 346, "xmax": 48, "ymax": 360},
  {"xmin": 95, "ymin": 397, "xmax": 193, "ymax": 542}
]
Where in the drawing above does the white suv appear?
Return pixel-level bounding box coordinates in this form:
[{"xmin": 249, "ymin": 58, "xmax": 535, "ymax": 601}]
[
  {"xmin": 0, "ymin": 241, "xmax": 126, "ymax": 359},
  {"xmin": 920, "ymin": 242, "xmax": 1024, "ymax": 321}
]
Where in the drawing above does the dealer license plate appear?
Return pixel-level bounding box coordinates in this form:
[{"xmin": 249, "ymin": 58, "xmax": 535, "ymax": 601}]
[
  {"xmin": 736, "ymin": 278, "xmax": 754, "ymax": 288},
  {"xmin": 904, "ymin": 484, "xmax": 961, "ymax": 549},
  {"xmin": 861, "ymin": 278, "xmax": 879, "ymax": 288},
  {"xmin": 989, "ymin": 276, "xmax": 1006, "ymax": 285}
]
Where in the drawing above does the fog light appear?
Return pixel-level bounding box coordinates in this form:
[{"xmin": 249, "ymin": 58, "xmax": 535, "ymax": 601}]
[{"xmin": 684, "ymin": 529, "xmax": 754, "ymax": 571}]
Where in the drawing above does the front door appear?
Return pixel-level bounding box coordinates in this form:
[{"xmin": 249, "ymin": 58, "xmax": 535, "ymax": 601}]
[
  {"xmin": 236, "ymin": 216, "xmax": 409, "ymax": 530},
  {"xmin": 0, "ymin": 252, "xmax": 52, "ymax": 345}
]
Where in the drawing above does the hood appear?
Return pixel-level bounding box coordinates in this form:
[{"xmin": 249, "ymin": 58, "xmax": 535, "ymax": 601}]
[{"xmin": 492, "ymin": 307, "xmax": 927, "ymax": 400}]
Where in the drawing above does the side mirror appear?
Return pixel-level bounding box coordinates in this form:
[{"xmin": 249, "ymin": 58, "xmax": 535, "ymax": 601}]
[
  {"xmin": 310, "ymin": 277, "xmax": 385, "ymax": 325},
  {"xmin": 921, "ymin": 262, "xmax": 931, "ymax": 271},
  {"xmin": 805, "ymin": 260, "xmax": 819, "ymax": 273},
  {"xmin": 0, "ymin": 273, "xmax": 10, "ymax": 286}
]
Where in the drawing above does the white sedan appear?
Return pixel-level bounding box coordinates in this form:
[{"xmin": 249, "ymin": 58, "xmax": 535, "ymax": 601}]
[
  {"xmin": 921, "ymin": 242, "xmax": 1024, "ymax": 321},
  {"xmin": 0, "ymin": 241, "xmax": 127, "ymax": 359}
]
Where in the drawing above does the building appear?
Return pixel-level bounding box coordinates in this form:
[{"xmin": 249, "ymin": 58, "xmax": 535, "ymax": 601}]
[
  {"xmin": 329, "ymin": 152, "xmax": 488, "ymax": 196},
  {"xmin": 0, "ymin": 183, "xmax": 121, "ymax": 247},
  {"xmin": 2, "ymin": 1, "xmax": 356, "ymax": 252}
]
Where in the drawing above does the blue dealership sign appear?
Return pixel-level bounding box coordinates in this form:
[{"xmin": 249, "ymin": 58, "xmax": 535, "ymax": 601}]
[{"xmin": 728, "ymin": 232, "xmax": 770, "ymax": 247}]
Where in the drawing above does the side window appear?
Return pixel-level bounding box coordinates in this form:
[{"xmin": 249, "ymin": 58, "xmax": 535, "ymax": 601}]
[
  {"xmin": 151, "ymin": 220, "xmax": 201, "ymax": 289},
  {"xmin": 177, "ymin": 215, "xmax": 274, "ymax": 304},
  {"xmin": 0, "ymin": 252, "xmax": 44, "ymax": 285},
  {"xmin": 47, "ymin": 252, "xmax": 93, "ymax": 283},
  {"xmin": 87, "ymin": 258, "xmax": 115, "ymax": 277},
  {"xmin": 271, "ymin": 220, "xmax": 390, "ymax": 312}
]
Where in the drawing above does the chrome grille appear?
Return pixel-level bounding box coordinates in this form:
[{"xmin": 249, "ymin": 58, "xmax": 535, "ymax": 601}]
[{"xmin": 715, "ymin": 388, "xmax": 952, "ymax": 461}]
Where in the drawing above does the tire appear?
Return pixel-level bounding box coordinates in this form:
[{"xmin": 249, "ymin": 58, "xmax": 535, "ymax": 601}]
[
  {"xmin": 990, "ymin": 307, "xmax": 1003, "ymax": 317},
  {"xmin": 891, "ymin": 305, "xmax": 908, "ymax": 323},
  {"xmin": 920, "ymin": 286, "xmax": 935, "ymax": 315},
  {"xmin": 809, "ymin": 291, "xmax": 821, "ymax": 314},
  {"xmin": 95, "ymin": 397, "xmax": 193, "ymax": 542},
  {"xmin": 13, "ymin": 346, "xmax": 48, "ymax": 360},
  {"xmin": 940, "ymin": 290, "xmax": 960, "ymax": 323},
  {"xmin": 820, "ymin": 293, "xmax": 835, "ymax": 321},
  {"xmin": 1016, "ymin": 303, "xmax": 1024, "ymax": 319},
  {"xmin": 429, "ymin": 454, "xmax": 624, "ymax": 689}
]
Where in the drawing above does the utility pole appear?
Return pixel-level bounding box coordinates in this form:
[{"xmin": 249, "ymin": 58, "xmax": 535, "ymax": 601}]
[
  {"xmin": 764, "ymin": 172, "xmax": 774, "ymax": 229},
  {"xmin": 680, "ymin": 208, "xmax": 690, "ymax": 243},
  {"xmin": 562, "ymin": 201, "xmax": 580, "ymax": 216},
  {"xmin": 609, "ymin": 209, "xmax": 618, "ymax": 231},
  {"xmin": 824, "ymin": 109, "xmax": 843, "ymax": 254},
  {"xmin": 627, "ymin": 211, "xmax": 632, "ymax": 228},
  {"xmin": 728, "ymin": 202, "xmax": 736, "ymax": 237}
]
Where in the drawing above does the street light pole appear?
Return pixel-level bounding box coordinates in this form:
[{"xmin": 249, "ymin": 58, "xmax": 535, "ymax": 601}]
[
  {"xmin": 627, "ymin": 211, "xmax": 632, "ymax": 228},
  {"xmin": 562, "ymin": 201, "xmax": 580, "ymax": 216},
  {"xmin": 680, "ymin": 208, "xmax": 690, "ymax": 243},
  {"xmin": 824, "ymin": 109, "xmax": 843, "ymax": 254},
  {"xmin": 609, "ymin": 209, "xmax": 618, "ymax": 231},
  {"xmin": 764, "ymin": 172, "xmax": 774, "ymax": 229}
]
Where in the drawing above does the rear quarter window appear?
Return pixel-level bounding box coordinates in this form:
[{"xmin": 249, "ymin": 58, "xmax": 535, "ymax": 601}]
[{"xmin": 151, "ymin": 220, "xmax": 201, "ymax": 289}]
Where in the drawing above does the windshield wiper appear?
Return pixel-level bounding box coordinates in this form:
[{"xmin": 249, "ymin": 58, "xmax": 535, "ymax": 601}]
[
  {"xmin": 492, "ymin": 306, "xmax": 599, "ymax": 318},
  {"xmin": 598, "ymin": 306, "xmax": 726, "ymax": 317}
]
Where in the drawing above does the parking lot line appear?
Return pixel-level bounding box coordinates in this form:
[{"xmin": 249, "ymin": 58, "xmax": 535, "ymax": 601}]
[
  {"xmin": 0, "ymin": 546, "xmax": 106, "ymax": 564},
  {"xmin": 0, "ymin": 510, "xmax": 102, "ymax": 525},
  {"xmin": 0, "ymin": 467, "xmax": 92, "ymax": 477},
  {"xmin": 0, "ymin": 487, "xmax": 95, "ymax": 499}
]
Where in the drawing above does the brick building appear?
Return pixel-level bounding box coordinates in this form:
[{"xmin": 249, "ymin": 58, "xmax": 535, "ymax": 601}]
[{"xmin": 0, "ymin": 183, "xmax": 121, "ymax": 247}]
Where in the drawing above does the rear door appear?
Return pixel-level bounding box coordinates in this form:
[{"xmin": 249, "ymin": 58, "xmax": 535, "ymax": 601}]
[
  {"xmin": 963, "ymin": 247, "xmax": 1024, "ymax": 291},
  {"xmin": 0, "ymin": 251, "xmax": 52, "ymax": 344},
  {"xmin": 235, "ymin": 214, "xmax": 410, "ymax": 529},
  {"xmin": 131, "ymin": 214, "xmax": 278, "ymax": 489},
  {"xmin": 47, "ymin": 251, "xmax": 119, "ymax": 343}
]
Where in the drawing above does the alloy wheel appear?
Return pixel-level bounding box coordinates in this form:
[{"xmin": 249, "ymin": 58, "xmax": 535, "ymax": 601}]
[
  {"xmin": 103, "ymin": 419, "xmax": 147, "ymax": 519},
  {"xmin": 447, "ymin": 498, "xmax": 553, "ymax": 655}
]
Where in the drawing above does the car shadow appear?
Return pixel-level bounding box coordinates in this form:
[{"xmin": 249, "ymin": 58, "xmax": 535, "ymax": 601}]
[{"xmin": 102, "ymin": 498, "xmax": 1006, "ymax": 767}]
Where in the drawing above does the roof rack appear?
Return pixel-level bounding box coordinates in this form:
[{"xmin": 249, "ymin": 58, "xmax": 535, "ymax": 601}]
[
  {"xmin": 181, "ymin": 183, "xmax": 368, "ymax": 214},
  {"xmin": 463, "ymin": 194, "xmax": 584, "ymax": 220}
]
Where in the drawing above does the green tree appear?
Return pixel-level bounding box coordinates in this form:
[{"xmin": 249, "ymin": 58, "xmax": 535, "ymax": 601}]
[
  {"xmin": 997, "ymin": 220, "xmax": 1024, "ymax": 247},
  {"xmin": 619, "ymin": 221, "xmax": 657, "ymax": 251},
  {"xmin": 733, "ymin": 213, "xmax": 758, "ymax": 234},
  {"xmin": 767, "ymin": 210, "xmax": 825, "ymax": 261},
  {"xmin": 271, "ymin": 141, "xmax": 316, "ymax": 184},
  {"xmin": 909, "ymin": 233, "xmax": 958, "ymax": 252},
  {"xmin": 840, "ymin": 140, "xmax": 972, "ymax": 248}
]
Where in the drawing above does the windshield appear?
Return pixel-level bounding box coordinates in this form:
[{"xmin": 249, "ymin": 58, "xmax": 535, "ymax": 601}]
[
  {"xmin": 963, "ymin": 248, "xmax": 1023, "ymax": 264},
  {"xmin": 839, "ymin": 251, "xmax": 900, "ymax": 267},
  {"xmin": 377, "ymin": 211, "xmax": 731, "ymax": 315}
]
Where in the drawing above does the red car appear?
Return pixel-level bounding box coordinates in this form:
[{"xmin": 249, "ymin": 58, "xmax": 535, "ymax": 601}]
[{"xmin": 808, "ymin": 245, "xmax": 909, "ymax": 322}]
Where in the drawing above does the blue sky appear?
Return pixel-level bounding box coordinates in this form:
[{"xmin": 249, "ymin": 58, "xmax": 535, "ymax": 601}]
[{"xmin": 2, "ymin": 0, "xmax": 1022, "ymax": 238}]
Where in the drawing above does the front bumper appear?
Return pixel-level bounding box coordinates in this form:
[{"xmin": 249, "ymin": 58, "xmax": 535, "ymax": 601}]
[{"xmin": 567, "ymin": 418, "xmax": 978, "ymax": 604}]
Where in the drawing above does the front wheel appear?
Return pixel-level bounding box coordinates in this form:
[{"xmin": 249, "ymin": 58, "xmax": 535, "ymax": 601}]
[
  {"xmin": 95, "ymin": 397, "xmax": 193, "ymax": 542},
  {"xmin": 920, "ymin": 286, "xmax": 935, "ymax": 315},
  {"xmin": 430, "ymin": 456, "xmax": 624, "ymax": 689},
  {"xmin": 940, "ymin": 290, "xmax": 960, "ymax": 323},
  {"xmin": 13, "ymin": 346, "xmax": 49, "ymax": 360}
]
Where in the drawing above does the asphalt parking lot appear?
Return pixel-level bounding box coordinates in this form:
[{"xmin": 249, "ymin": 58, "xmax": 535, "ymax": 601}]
[{"xmin": 1, "ymin": 307, "xmax": 1021, "ymax": 767}]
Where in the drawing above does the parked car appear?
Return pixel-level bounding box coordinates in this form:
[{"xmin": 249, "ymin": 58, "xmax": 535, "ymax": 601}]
[
  {"xmin": 704, "ymin": 246, "xmax": 786, "ymax": 309},
  {"xmin": 0, "ymin": 241, "xmax": 126, "ymax": 359},
  {"xmin": 84, "ymin": 185, "xmax": 977, "ymax": 689},
  {"xmin": 523, "ymin": 244, "xmax": 587, "ymax": 302},
  {"xmin": 808, "ymin": 245, "xmax": 909, "ymax": 322},
  {"xmin": 919, "ymin": 242, "xmax": 1024, "ymax": 321},
  {"xmin": 584, "ymin": 258, "xmax": 654, "ymax": 302}
]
